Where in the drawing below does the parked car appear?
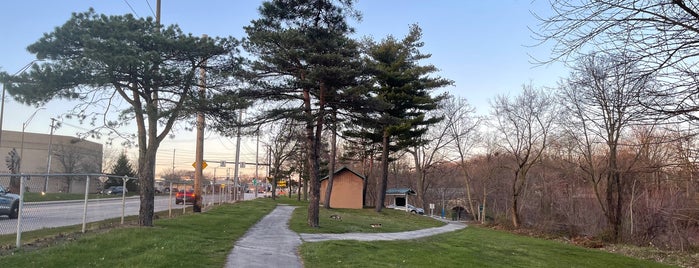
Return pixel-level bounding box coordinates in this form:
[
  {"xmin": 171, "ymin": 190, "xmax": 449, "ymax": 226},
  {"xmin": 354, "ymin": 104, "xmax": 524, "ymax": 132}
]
[
  {"xmin": 392, "ymin": 204, "xmax": 425, "ymax": 215},
  {"xmin": 175, "ymin": 189, "xmax": 195, "ymax": 204},
  {"xmin": 103, "ymin": 186, "xmax": 127, "ymax": 195},
  {"xmin": 0, "ymin": 185, "xmax": 20, "ymax": 219}
]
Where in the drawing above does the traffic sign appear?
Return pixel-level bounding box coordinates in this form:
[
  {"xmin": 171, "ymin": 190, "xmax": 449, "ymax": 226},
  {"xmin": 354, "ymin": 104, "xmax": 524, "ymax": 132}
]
[{"xmin": 192, "ymin": 160, "xmax": 208, "ymax": 169}]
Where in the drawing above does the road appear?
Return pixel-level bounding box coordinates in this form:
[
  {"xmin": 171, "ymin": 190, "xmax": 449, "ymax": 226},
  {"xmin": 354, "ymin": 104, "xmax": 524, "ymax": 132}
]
[{"xmin": 0, "ymin": 193, "xmax": 259, "ymax": 235}]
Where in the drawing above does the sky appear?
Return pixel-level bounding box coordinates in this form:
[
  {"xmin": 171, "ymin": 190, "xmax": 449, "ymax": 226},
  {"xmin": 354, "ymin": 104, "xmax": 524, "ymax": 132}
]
[{"xmin": 0, "ymin": 0, "xmax": 568, "ymax": 177}]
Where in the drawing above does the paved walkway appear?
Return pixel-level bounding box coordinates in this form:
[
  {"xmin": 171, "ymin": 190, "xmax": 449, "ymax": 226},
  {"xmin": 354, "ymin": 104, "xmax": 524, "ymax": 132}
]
[
  {"xmin": 224, "ymin": 205, "xmax": 466, "ymax": 268},
  {"xmin": 225, "ymin": 205, "xmax": 303, "ymax": 268}
]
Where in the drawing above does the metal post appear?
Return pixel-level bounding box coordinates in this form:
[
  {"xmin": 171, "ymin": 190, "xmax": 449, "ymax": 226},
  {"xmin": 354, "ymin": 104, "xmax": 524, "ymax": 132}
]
[
  {"xmin": 121, "ymin": 176, "xmax": 127, "ymax": 224},
  {"xmin": 233, "ymin": 111, "xmax": 243, "ymax": 201},
  {"xmin": 0, "ymin": 83, "xmax": 6, "ymax": 149},
  {"xmin": 168, "ymin": 181, "xmax": 173, "ymax": 218},
  {"xmin": 15, "ymin": 175, "xmax": 25, "ymax": 248},
  {"xmin": 81, "ymin": 175, "xmax": 90, "ymax": 233},
  {"xmin": 255, "ymin": 131, "xmax": 259, "ymax": 199},
  {"xmin": 1, "ymin": 60, "xmax": 41, "ymax": 148},
  {"xmin": 44, "ymin": 118, "xmax": 56, "ymax": 193},
  {"xmin": 19, "ymin": 107, "xmax": 45, "ymax": 174}
]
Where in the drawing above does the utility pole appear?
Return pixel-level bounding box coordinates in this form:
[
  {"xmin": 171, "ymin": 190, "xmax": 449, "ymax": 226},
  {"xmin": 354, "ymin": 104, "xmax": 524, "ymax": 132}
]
[
  {"xmin": 254, "ymin": 130, "xmax": 259, "ymax": 198},
  {"xmin": 233, "ymin": 111, "xmax": 243, "ymax": 201},
  {"xmin": 193, "ymin": 34, "xmax": 207, "ymax": 212},
  {"xmin": 44, "ymin": 118, "xmax": 56, "ymax": 193}
]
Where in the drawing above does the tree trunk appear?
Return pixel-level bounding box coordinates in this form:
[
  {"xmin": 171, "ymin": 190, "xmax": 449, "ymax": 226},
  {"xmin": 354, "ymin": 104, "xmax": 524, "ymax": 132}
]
[
  {"xmin": 305, "ymin": 81, "xmax": 324, "ymax": 227},
  {"xmin": 136, "ymin": 102, "xmax": 159, "ymax": 227},
  {"xmin": 324, "ymin": 111, "xmax": 338, "ymax": 209},
  {"xmin": 481, "ymin": 183, "xmax": 487, "ymax": 224},
  {"xmin": 511, "ymin": 169, "xmax": 522, "ymax": 228},
  {"xmin": 460, "ymin": 163, "xmax": 477, "ymax": 221},
  {"xmin": 138, "ymin": 144, "xmax": 157, "ymax": 227},
  {"xmin": 9, "ymin": 176, "xmax": 20, "ymax": 194},
  {"xmin": 376, "ymin": 129, "xmax": 390, "ymax": 213},
  {"xmin": 605, "ymin": 145, "xmax": 621, "ymax": 242},
  {"xmin": 271, "ymin": 176, "xmax": 277, "ymax": 200}
]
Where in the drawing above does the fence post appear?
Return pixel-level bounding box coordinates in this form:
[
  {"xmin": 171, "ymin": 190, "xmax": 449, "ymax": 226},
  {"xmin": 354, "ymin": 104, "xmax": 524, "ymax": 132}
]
[
  {"xmin": 121, "ymin": 176, "xmax": 127, "ymax": 224},
  {"xmin": 81, "ymin": 175, "xmax": 90, "ymax": 233},
  {"xmin": 15, "ymin": 175, "xmax": 25, "ymax": 248},
  {"xmin": 168, "ymin": 182, "xmax": 172, "ymax": 218}
]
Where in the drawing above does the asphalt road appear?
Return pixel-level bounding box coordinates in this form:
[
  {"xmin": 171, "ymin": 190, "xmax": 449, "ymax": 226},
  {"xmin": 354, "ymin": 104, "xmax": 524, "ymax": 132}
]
[{"xmin": 0, "ymin": 193, "xmax": 256, "ymax": 235}]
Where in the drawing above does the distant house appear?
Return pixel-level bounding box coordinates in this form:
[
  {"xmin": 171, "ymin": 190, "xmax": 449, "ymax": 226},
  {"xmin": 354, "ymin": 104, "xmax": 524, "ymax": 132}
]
[{"xmin": 319, "ymin": 166, "xmax": 365, "ymax": 209}]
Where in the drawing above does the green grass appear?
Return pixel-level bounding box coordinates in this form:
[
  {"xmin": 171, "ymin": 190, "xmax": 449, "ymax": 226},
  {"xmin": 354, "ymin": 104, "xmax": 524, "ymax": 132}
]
[
  {"xmin": 299, "ymin": 226, "xmax": 675, "ymax": 268},
  {"xmin": 0, "ymin": 196, "xmax": 681, "ymax": 267},
  {"xmin": 287, "ymin": 200, "xmax": 443, "ymax": 234},
  {"xmin": 0, "ymin": 199, "xmax": 275, "ymax": 268}
]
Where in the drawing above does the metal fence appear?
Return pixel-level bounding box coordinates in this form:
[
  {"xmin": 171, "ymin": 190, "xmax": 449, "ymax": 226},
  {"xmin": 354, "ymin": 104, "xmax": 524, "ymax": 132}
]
[{"xmin": 0, "ymin": 173, "xmax": 250, "ymax": 249}]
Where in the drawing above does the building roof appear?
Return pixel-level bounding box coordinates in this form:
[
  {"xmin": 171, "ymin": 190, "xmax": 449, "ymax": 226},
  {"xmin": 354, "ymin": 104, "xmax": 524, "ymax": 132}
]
[
  {"xmin": 386, "ymin": 188, "xmax": 416, "ymax": 195},
  {"xmin": 320, "ymin": 166, "xmax": 366, "ymax": 181}
]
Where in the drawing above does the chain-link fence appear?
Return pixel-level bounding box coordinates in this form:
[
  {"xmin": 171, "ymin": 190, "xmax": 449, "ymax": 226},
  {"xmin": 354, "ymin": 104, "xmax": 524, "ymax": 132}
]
[{"xmin": 0, "ymin": 173, "xmax": 250, "ymax": 249}]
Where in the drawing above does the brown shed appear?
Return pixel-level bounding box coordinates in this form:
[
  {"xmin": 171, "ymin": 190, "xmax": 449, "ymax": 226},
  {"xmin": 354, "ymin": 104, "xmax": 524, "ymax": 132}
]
[{"xmin": 319, "ymin": 166, "xmax": 365, "ymax": 209}]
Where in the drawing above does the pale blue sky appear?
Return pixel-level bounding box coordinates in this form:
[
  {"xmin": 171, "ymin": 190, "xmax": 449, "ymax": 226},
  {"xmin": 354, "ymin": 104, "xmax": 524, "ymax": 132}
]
[{"xmin": 0, "ymin": 1, "xmax": 567, "ymax": 174}]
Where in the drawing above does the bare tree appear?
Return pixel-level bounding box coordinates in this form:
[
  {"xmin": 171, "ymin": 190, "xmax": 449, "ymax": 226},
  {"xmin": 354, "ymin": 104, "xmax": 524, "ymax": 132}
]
[
  {"xmin": 407, "ymin": 96, "xmax": 462, "ymax": 210},
  {"xmin": 491, "ymin": 85, "xmax": 556, "ymax": 228},
  {"xmin": 53, "ymin": 141, "xmax": 101, "ymax": 193},
  {"xmin": 445, "ymin": 96, "xmax": 482, "ymax": 221},
  {"xmin": 536, "ymin": 1, "xmax": 699, "ymax": 126},
  {"xmin": 265, "ymin": 119, "xmax": 302, "ymax": 200},
  {"xmin": 557, "ymin": 53, "xmax": 653, "ymax": 241}
]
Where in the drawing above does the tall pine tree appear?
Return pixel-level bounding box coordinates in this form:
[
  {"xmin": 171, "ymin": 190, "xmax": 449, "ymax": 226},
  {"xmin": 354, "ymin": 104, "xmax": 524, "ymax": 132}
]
[
  {"xmin": 242, "ymin": 0, "xmax": 361, "ymax": 227},
  {"xmin": 348, "ymin": 25, "xmax": 452, "ymax": 212}
]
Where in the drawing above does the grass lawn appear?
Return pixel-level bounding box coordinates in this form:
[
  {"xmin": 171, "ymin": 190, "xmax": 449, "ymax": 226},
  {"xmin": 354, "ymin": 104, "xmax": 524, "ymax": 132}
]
[
  {"xmin": 0, "ymin": 198, "xmax": 275, "ymax": 268},
  {"xmin": 288, "ymin": 203, "xmax": 443, "ymax": 234},
  {"xmin": 299, "ymin": 226, "xmax": 675, "ymax": 268},
  {"xmin": 0, "ymin": 196, "xmax": 686, "ymax": 267}
]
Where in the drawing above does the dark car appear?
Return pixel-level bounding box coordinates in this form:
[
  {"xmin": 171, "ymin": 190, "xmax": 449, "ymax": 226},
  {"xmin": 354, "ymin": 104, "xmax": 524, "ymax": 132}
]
[
  {"xmin": 0, "ymin": 185, "xmax": 20, "ymax": 219},
  {"xmin": 175, "ymin": 189, "xmax": 195, "ymax": 204},
  {"xmin": 104, "ymin": 186, "xmax": 127, "ymax": 195}
]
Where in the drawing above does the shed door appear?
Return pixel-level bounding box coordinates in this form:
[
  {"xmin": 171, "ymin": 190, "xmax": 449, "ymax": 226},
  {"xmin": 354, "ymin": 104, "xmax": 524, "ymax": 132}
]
[{"xmin": 395, "ymin": 196, "xmax": 406, "ymax": 206}]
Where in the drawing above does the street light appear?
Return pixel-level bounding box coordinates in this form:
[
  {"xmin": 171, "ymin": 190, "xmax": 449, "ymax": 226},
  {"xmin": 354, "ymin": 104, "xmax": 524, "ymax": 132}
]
[
  {"xmin": 19, "ymin": 107, "xmax": 45, "ymax": 174},
  {"xmin": 44, "ymin": 118, "xmax": 57, "ymax": 193},
  {"xmin": 0, "ymin": 59, "xmax": 42, "ymax": 149}
]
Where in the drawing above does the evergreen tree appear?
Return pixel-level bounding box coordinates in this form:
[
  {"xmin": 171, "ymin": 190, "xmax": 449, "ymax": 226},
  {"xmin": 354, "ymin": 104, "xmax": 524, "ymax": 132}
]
[
  {"xmin": 0, "ymin": 10, "xmax": 241, "ymax": 226},
  {"xmin": 242, "ymin": 0, "xmax": 361, "ymax": 227},
  {"xmin": 347, "ymin": 25, "xmax": 452, "ymax": 212},
  {"xmin": 106, "ymin": 153, "xmax": 138, "ymax": 192}
]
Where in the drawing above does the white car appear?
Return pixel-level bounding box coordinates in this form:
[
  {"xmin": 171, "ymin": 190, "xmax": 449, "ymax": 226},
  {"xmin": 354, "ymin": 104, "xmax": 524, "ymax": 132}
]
[{"xmin": 391, "ymin": 204, "xmax": 425, "ymax": 215}]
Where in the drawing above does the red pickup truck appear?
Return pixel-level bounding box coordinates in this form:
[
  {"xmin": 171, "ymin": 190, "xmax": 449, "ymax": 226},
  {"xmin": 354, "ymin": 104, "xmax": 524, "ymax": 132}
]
[{"xmin": 175, "ymin": 189, "xmax": 195, "ymax": 204}]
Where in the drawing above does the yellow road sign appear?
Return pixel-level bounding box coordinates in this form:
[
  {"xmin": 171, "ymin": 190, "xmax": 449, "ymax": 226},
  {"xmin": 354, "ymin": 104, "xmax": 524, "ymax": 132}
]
[{"xmin": 192, "ymin": 160, "xmax": 208, "ymax": 169}]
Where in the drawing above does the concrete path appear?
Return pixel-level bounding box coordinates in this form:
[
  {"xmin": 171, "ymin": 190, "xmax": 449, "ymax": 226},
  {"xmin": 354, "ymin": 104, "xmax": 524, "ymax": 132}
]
[
  {"xmin": 224, "ymin": 205, "xmax": 303, "ymax": 268},
  {"xmin": 224, "ymin": 205, "xmax": 466, "ymax": 267},
  {"xmin": 299, "ymin": 221, "xmax": 466, "ymax": 242}
]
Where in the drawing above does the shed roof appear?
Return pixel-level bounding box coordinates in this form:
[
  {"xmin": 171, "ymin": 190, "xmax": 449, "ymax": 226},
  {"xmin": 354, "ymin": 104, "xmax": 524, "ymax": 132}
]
[
  {"xmin": 320, "ymin": 166, "xmax": 366, "ymax": 181},
  {"xmin": 386, "ymin": 188, "xmax": 416, "ymax": 195}
]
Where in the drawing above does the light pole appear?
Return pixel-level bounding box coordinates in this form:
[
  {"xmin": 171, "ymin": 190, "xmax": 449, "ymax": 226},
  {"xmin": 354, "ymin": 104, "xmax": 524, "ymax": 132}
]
[
  {"xmin": 0, "ymin": 60, "xmax": 42, "ymax": 149},
  {"xmin": 44, "ymin": 118, "xmax": 56, "ymax": 193},
  {"xmin": 19, "ymin": 107, "xmax": 45, "ymax": 174}
]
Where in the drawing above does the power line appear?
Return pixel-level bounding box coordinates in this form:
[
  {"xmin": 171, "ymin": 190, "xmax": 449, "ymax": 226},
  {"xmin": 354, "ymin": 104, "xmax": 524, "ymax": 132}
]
[
  {"xmin": 145, "ymin": 0, "xmax": 156, "ymax": 17},
  {"xmin": 122, "ymin": 0, "xmax": 140, "ymax": 18}
]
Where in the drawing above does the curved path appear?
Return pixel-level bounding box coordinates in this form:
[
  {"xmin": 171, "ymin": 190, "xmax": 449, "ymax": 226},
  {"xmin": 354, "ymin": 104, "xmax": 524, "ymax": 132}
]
[{"xmin": 224, "ymin": 205, "xmax": 466, "ymax": 268}]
